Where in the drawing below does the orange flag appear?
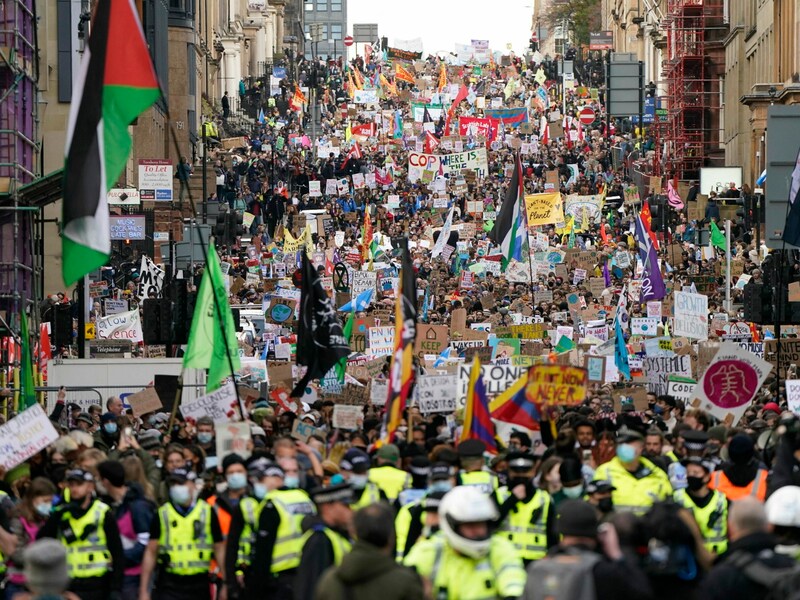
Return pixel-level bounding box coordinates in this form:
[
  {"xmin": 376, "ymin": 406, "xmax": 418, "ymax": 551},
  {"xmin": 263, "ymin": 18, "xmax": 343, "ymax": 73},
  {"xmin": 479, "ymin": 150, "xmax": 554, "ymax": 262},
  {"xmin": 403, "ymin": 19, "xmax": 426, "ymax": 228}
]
[{"xmin": 394, "ymin": 62, "xmax": 416, "ymax": 85}]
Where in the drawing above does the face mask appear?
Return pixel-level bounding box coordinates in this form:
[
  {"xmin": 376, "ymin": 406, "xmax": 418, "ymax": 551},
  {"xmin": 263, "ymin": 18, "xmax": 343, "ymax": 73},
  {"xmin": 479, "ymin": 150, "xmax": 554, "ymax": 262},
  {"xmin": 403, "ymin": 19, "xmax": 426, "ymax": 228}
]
[
  {"xmin": 103, "ymin": 423, "xmax": 118, "ymax": 435},
  {"xmin": 170, "ymin": 485, "xmax": 192, "ymax": 506},
  {"xmin": 35, "ymin": 502, "xmax": 53, "ymax": 517},
  {"xmin": 429, "ymin": 481, "xmax": 453, "ymax": 494},
  {"xmin": 563, "ymin": 485, "xmax": 584, "ymax": 499},
  {"xmin": 598, "ymin": 498, "xmax": 614, "ymax": 514},
  {"xmin": 197, "ymin": 432, "xmax": 213, "ymax": 445},
  {"xmin": 284, "ymin": 476, "xmax": 300, "ymax": 489},
  {"xmin": 215, "ymin": 482, "xmax": 228, "ymax": 494},
  {"xmin": 155, "ymin": 459, "xmax": 164, "ymax": 469},
  {"xmin": 253, "ymin": 483, "xmax": 268, "ymax": 500},
  {"xmin": 397, "ymin": 426, "xmax": 408, "ymax": 434},
  {"xmin": 348, "ymin": 474, "xmax": 368, "ymax": 490},
  {"xmin": 510, "ymin": 476, "xmax": 531, "ymax": 488},
  {"xmin": 227, "ymin": 473, "xmax": 248, "ymax": 490},
  {"xmin": 686, "ymin": 476, "xmax": 706, "ymax": 492},
  {"xmin": 706, "ymin": 443, "xmax": 721, "ymax": 456},
  {"xmin": 616, "ymin": 443, "xmax": 637, "ymax": 463}
]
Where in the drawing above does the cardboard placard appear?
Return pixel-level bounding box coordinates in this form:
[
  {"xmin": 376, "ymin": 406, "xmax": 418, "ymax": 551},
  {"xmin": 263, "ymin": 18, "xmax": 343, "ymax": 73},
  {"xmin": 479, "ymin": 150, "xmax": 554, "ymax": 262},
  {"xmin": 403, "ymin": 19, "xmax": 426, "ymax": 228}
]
[
  {"xmin": 127, "ymin": 387, "xmax": 163, "ymax": 417},
  {"xmin": 415, "ymin": 324, "xmax": 449, "ymax": 359},
  {"xmin": 291, "ymin": 419, "xmax": 321, "ymax": 442},
  {"xmin": 268, "ymin": 361, "xmax": 294, "ymax": 386},
  {"xmin": 332, "ymin": 404, "xmax": 363, "ymax": 430}
]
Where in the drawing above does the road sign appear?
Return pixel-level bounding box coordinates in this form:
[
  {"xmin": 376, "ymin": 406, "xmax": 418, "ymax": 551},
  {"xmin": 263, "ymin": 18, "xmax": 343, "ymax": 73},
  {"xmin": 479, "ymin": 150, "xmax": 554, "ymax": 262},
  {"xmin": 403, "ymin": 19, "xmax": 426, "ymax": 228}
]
[
  {"xmin": 343, "ymin": 35, "xmax": 354, "ymax": 47},
  {"xmin": 579, "ymin": 107, "xmax": 595, "ymax": 125}
]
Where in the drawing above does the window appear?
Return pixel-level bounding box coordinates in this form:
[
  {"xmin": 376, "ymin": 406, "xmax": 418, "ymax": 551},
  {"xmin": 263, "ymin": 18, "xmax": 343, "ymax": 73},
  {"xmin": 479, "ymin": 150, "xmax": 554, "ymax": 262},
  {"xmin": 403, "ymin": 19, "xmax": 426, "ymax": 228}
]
[
  {"xmin": 316, "ymin": 0, "xmax": 326, "ymax": 10},
  {"xmin": 331, "ymin": 24, "xmax": 342, "ymax": 40},
  {"xmin": 331, "ymin": 0, "xmax": 341, "ymax": 10}
]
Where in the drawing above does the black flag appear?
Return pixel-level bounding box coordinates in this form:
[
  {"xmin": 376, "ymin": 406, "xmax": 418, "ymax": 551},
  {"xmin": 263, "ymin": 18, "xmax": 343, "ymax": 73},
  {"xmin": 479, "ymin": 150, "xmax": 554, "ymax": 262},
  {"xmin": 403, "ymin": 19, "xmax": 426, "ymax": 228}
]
[{"xmin": 291, "ymin": 253, "xmax": 350, "ymax": 397}]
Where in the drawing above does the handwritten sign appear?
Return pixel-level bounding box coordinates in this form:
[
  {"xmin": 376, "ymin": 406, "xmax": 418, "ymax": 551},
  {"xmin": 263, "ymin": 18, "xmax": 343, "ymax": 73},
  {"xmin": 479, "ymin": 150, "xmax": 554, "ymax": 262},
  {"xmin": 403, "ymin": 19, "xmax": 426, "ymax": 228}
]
[
  {"xmin": 673, "ymin": 291, "xmax": 708, "ymax": 340},
  {"xmin": 417, "ymin": 375, "xmax": 458, "ymax": 413},
  {"xmin": 96, "ymin": 309, "xmax": 143, "ymax": 343},
  {"xmin": 370, "ymin": 379, "xmax": 388, "ymax": 406},
  {"xmin": 0, "ymin": 404, "xmax": 59, "ymax": 470},
  {"xmin": 180, "ymin": 383, "xmax": 240, "ymax": 423},
  {"xmin": 216, "ymin": 422, "xmax": 252, "ymax": 461},
  {"xmin": 290, "ymin": 419, "xmax": 321, "ymax": 442},
  {"xmin": 332, "ymin": 404, "xmax": 363, "ymax": 430},
  {"xmin": 525, "ymin": 365, "xmax": 588, "ymax": 406}
]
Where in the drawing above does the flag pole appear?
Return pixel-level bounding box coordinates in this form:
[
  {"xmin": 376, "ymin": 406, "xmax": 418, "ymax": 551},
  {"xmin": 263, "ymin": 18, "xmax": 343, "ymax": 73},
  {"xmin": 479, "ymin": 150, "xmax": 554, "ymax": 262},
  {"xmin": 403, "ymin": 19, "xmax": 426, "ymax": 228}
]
[
  {"xmin": 160, "ymin": 94, "xmax": 242, "ymax": 420},
  {"xmin": 724, "ymin": 219, "xmax": 731, "ymax": 312}
]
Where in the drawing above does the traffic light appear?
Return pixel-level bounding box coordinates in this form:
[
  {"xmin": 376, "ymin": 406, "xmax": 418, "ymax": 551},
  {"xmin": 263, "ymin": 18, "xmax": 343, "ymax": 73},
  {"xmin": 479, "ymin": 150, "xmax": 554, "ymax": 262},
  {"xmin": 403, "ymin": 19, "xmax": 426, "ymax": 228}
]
[
  {"xmin": 142, "ymin": 299, "xmax": 164, "ymax": 345},
  {"xmin": 51, "ymin": 304, "xmax": 73, "ymax": 348},
  {"xmin": 214, "ymin": 210, "xmax": 245, "ymax": 246}
]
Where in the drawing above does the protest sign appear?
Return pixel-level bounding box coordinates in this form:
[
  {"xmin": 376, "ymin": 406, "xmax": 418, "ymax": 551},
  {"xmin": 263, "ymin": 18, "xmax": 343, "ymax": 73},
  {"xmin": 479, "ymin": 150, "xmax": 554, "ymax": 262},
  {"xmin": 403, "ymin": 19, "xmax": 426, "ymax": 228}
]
[
  {"xmin": 96, "ymin": 309, "xmax": 143, "ymax": 343},
  {"xmin": 407, "ymin": 149, "xmax": 489, "ymax": 182},
  {"xmin": 563, "ymin": 194, "xmax": 604, "ymax": 226},
  {"xmin": 137, "ymin": 256, "xmax": 164, "ymax": 302},
  {"xmin": 216, "ymin": 422, "xmax": 252, "ymax": 461},
  {"xmin": 584, "ymin": 356, "xmax": 606, "ymax": 382},
  {"xmin": 644, "ymin": 355, "xmax": 693, "ymax": 396},
  {"xmin": 370, "ymin": 379, "xmax": 389, "ymax": 407},
  {"xmin": 332, "ymin": 404, "xmax": 363, "ymax": 430},
  {"xmin": 290, "ymin": 419, "xmax": 321, "ymax": 442},
  {"xmin": 415, "ymin": 325, "xmax": 449, "ymax": 359},
  {"xmin": 631, "ymin": 317, "xmax": 659, "ymax": 336},
  {"xmin": 673, "ymin": 291, "xmax": 708, "ymax": 340},
  {"xmin": 457, "ymin": 365, "xmax": 523, "ymax": 407},
  {"xmin": 525, "ymin": 365, "xmax": 588, "ymax": 406},
  {"xmin": 351, "ymin": 271, "xmax": 376, "ymax": 297},
  {"xmin": 764, "ymin": 339, "xmax": 800, "ymax": 378},
  {"xmin": 666, "ymin": 376, "xmax": 696, "ymax": 404},
  {"xmin": 126, "ymin": 387, "xmax": 162, "ymax": 416},
  {"xmin": 266, "ymin": 298, "xmax": 297, "ymax": 325},
  {"xmin": 417, "ymin": 375, "xmax": 458, "ymax": 413},
  {"xmin": 786, "ymin": 380, "xmax": 800, "ymax": 414},
  {"xmin": 180, "ymin": 383, "xmax": 240, "ymax": 423},
  {"xmin": 525, "ymin": 193, "xmax": 565, "ymax": 227},
  {"xmin": 690, "ymin": 342, "xmax": 773, "ymax": 425},
  {"xmin": 104, "ymin": 299, "xmax": 128, "ymax": 315},
  {"xmin": 0, "ymin": 404, "xmax": 60, "ymax": 470},
  {"xmin": 368, "ymin": 326, "xmax": 395, "ymax": 356}
]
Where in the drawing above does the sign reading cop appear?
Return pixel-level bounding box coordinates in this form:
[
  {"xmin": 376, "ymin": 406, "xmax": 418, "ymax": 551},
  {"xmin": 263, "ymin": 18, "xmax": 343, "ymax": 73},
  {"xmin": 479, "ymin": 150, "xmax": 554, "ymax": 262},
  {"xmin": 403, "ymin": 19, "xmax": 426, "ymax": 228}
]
[
  {"xmin": 138, "ymin": 159, "xmax": 173, "ymax": 201},
  {"xmin": 407, "ymin": 149, "xmax": 489, "ymax": 182}
]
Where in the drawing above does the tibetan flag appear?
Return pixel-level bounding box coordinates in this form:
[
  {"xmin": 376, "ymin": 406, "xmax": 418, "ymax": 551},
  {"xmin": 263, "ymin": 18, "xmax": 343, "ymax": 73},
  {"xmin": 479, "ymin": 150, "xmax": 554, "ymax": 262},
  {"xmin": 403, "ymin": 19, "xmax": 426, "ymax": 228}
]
[
  {"xmin": 490, "ymin": 370, "xmax": 541, "ymax": 431},
  {"xmin": 380, "ymin": 243, "xmax": 417, "ymax": 445},
  {"xmin": 183, "ymin": 241, "xmax": 241, "ymax": 392},
  {"xmin": 394, "ymin": 63, "xmax": 416, "ymax": 85},
  {"xmin": 62, "ymin": 0, "xmax": 160, "ymax": 286},
  {"xmin": 19, "ymin": 311, "xmax": 36, "ymax": 410},
  {"xmin": 489, "ymin": 152, "xmax": 527, "ymax": 270},
  {"xmin": 710, "ymin": 220, "xmax": 726, "ymax": 250},
  {"xmin": 781, "ymin": 151, "xmax": 800, "ymax": 246},
  {"xmin": 461, "ymin": 357, "xmax": 498, "ymax": 454}
]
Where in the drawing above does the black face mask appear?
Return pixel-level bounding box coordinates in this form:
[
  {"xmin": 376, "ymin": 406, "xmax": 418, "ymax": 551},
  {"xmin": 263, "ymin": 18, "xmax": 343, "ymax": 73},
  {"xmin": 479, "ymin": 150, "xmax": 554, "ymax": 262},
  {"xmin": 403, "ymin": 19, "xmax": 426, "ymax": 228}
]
[
  {"xmin": 598, "ymin": 498, "xmax": 614, "ymax": 513},
  {"xmin": 509, "ymin": 476, "xmax": 531, "ymax": 488},
  {"xmin": 686, "ymin": 476, "xmax": 706, "ymax": 492}
]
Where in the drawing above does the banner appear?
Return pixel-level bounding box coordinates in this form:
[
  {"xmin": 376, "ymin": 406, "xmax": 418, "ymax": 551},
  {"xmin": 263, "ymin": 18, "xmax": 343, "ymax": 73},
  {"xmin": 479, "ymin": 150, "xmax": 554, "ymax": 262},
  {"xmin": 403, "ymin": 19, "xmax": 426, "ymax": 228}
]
[
  {"xmin": 353, "ymin": 89, "xmax": 379, "ymax": 104},
  {"xmin": 525, "ymin": 192, "xmax": 565, "ymax": 226},
  {"xmin": 484, "ymin": 107, "xmax": 529, "ymax": 125},
  {"xmin": 525, "ymin": 365, "xmax": 588, "ymax": 406},
  {"xmin": 458, "ymin": 117, "xmax": 499, "ymax": 141},
  {"xmin": 387, "ymin": 47, "xmax": 422, "ymax": 61},
  {"xmin": 563, "ymin": 194, "xmax": 604, "ymax": 229},
  {"xmin": 673, "ymin": 291, "xmax": 709, "ymax": 340},
  {"xmin": 137, "ymin": 256, "xmax": 164, "ymax": 302},
  {"xmin": 181, "ymin": 382, "xmax": 240, "ymax": 423},
  {"xmin": 96, "ymin": 309, "xmax": 143, "ymax": 343},
  {"xmin": 0, "ymin": 404, "xmax": 60, "ymax": 470},
  {"xmin": 690, "ymin": 341, "xmax": 772, "ymax": 425},
  {"xmin": 411, "ymin": 103, "xmax": 445, "ymax": 122},
  {"xmin": 407, "ymin": 149, "xmax": 489, "ymax": 182}
]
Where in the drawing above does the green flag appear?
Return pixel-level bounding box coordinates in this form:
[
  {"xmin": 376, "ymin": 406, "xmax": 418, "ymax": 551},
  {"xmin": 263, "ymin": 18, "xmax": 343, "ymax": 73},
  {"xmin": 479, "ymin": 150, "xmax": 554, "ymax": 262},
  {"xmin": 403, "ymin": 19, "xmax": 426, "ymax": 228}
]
[
  {"xmin": 183, "ymin": 242, "xmax": 241, "ymax": 392},
  {"xmin": 554, "ymin": 334, "xmax": 576, "ymax": 354},
  {"xmin": 567, "ymin": 222, "xmax": 576, "ymax": 249},
  {"xmin": 19, "ymin": 311, "xmax": 36, "ymax": 410},
  {"xmin": 710, "ymin": 220, "xmax": 726, "ymax": 250},
  {"xmin": 335, "ymin": 312, "xmax": 354, "ymax": 384}
]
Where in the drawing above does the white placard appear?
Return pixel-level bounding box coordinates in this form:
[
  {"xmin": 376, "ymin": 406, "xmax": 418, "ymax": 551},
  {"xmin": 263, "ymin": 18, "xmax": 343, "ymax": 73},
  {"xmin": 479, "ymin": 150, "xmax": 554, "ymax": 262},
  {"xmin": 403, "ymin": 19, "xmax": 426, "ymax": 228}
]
[
  {"xmin": 667, "ymin": 377, "xmax": 696, "ymax": 404},
  {"xmin": 644, "ymin": 355, "xmax": 693, "ymax": 396},
  {"xmin": 180, "ymin": 383, "xmax": 240, "ymax": 423},
  {"xmin": 0, "ymin": 404, "xmax": 60, "ymax": 470},
  {"xmin": 368, "ymin": 326, "xmax": 395, "ymax": 356},
  {"xmin": 371, "ymin": 379, "xmax": 388, "ymax": 407},
  {"xmin": 456, "ymin": 365, "xmax": 523, "ymax": 408},
  {"xmin": 673, "ymin": 291, "xmax": 708, "ymax": 340},
  {"xmin": 631, "ymin": 317, "xmax": 659, "ymax": 336},
  {"xmin": 351, "ymin": 271, "xmax": 377, "ymax": 299},
  {"xmin": 417, "ymin": 374, "xmax": 458, "ymax": 413},
  {"xmin": 104, "ymin": 299, "xmax": 129, "ymax": 315},
  {"xmin": 216, "ymin": 422, "xmax": 252, "ymax": 461},
  {"xmin": 786, "ymin": 380, "xmax": 800, "ymax": 415},
  {"xmin": 96, "ymin": 309, "xmax": 143, "ymax": 343},
  {"xmin": 332, "ymin": 404, "xmax": 363, "ymax": 430}
]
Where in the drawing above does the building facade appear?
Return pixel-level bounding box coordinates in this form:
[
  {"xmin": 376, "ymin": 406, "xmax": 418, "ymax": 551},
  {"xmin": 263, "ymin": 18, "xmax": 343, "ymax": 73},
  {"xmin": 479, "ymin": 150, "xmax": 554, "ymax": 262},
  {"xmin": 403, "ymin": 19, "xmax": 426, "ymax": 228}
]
[{"xmin": 303, "ymin": 0, "xmax": 347, "ymax": 61}]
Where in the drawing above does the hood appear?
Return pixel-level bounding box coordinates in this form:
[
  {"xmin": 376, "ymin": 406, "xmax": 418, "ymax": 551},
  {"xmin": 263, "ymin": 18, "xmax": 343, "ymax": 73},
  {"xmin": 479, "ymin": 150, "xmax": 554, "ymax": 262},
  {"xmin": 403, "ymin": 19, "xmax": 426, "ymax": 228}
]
[{"xmin": 335, "ymin": 541, "xmax": 396, "ymax": 585}]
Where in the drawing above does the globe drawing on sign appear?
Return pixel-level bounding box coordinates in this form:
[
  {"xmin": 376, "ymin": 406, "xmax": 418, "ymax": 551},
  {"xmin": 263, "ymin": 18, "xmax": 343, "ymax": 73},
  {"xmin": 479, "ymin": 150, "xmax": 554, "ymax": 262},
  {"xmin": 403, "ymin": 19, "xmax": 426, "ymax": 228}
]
[
  {"xmin": 270, "ymin": 304, "xmax": 294, "ymax": 323},
  {"xmin": 703, "ymin": 360, "xmax": 758, "ymax": 409}
]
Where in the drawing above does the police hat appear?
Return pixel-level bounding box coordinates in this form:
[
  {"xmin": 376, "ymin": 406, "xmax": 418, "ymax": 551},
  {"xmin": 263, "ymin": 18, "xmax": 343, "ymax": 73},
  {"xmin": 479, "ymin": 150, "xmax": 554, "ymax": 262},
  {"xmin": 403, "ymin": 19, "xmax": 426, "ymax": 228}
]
[
  {"xmin": 616, "ymin": 427, "xmax": 644, "ymax": 443},
  {"xmin": 65, "ymin": 468, "xmax": 94, "ymax": 483},
  {"xmin": 340, "ymin": 448, "xmax": 371, "ymax": 474},
  {"xmin": 506, "ymin": 451, "xmax": 535, "ymax": 471},
  {"xmin": 457, "ymin": 439, "xmax": 487, "ymax": 458},
  {"xmin": 429, "ymin": 462, "xmax": 455, "ymax": 481},
  {"xmin": 681, "ymin": 430, "xmax": 709, "ymax": 453},
  {"xmin": 585, "ymin": 479, "xmax": 617, "ymax": 495},
  {"xmin": 166, "ymin": 468, "xmax": 197, "ymax": 484},
  {"xmin": 680, "ymin": 456, "xmax": 714, "ymax": 473},
  {"xmin": 310, "ymin": 482, "xmax": 353, "ymax": 506}
]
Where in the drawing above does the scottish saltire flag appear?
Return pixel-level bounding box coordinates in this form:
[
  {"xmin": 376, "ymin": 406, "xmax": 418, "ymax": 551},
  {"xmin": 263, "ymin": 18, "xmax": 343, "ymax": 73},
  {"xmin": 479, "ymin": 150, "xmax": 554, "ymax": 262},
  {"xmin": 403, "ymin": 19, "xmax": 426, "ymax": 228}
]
[
  {"xmin": 432, "ymin": 347, "xmax": 452, "ymax": 368},
  {"xmin": 461, "ymin": 357, "xmax": 498, "ymax": 454},
  {"xmin": 488, "ymin": 152, "xmax": 527, "ymax": 269},
  {"xmin": 258, "ymin": 107, "xmax": 266, "ymax": 124},
  {"xmin": 338, "ymin": 288, "xmax": 374, "ymax": 312},
  {"xmin": 756, "ymin": 170, "xmax": 767, "ymax": 186},
  {"xmin": 782, "ymin": 147, "xmax": 800, "ymax": 246}
]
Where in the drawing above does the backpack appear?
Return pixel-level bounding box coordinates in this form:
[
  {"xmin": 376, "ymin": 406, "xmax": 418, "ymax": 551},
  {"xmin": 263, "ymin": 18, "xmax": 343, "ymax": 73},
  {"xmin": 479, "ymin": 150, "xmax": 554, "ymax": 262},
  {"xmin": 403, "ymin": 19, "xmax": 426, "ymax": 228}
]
[
  {"xmin": 524, "ymin": 548, "xmax": 601, "ymax": 600},
  {"xmin": 729, "ymin": 550, "xmax": 800, "ymax": 600}
]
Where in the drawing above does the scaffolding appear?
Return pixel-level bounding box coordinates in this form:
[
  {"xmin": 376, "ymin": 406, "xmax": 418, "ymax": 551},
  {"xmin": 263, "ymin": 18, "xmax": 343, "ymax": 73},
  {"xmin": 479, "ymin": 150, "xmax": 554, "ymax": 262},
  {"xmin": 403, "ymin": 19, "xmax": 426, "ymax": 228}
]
[
  {"xmin": 661, "ymin": 0, "xmax": 725, "ymax": 181},
  {"xmin": 0, "ymin": 0, "xmax": 41, "ymax": 380}
]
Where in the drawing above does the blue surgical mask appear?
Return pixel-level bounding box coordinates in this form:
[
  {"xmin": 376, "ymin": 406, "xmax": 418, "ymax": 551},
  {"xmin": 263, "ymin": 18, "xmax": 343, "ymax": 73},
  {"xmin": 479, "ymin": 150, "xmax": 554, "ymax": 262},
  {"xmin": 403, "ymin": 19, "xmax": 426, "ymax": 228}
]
[
  {"xmin": 284, "ymin": 475, "xmax": 300, "ymax": 489},
  {"xmin": 227, "ymin": 473, "xmax": 248, "ymax": 490},
  {"xmin": 197, "ymin": 432, "xmax": 213, "ymax": 445},
  {"xmin": 349, "ymin": 474, "xmax": 368, "ymax": 490},
  {"xmin": 429, "ymin": 481, "xmax": 453, "ymax": 494},
  {"xmin": 170, "ymin": 484, "xmax": 192, "ymax": 506},
  {"xmin": 253, "ymin": 483, "xmax": 268, "ymax": 500},
  {"xmin": 35, "ymin": 502, "xmax": 53, "ymax": 517},
  {"xmin": 616, "ymin": 443, "xmax": 637, "ymax": 463},
  {"xmin": 562, "ymin": 485, "xmax": 584, "ymax": 499},
  {"xmin": 103, "ymin": 423, "xmax": 118, "ymax": 435}
]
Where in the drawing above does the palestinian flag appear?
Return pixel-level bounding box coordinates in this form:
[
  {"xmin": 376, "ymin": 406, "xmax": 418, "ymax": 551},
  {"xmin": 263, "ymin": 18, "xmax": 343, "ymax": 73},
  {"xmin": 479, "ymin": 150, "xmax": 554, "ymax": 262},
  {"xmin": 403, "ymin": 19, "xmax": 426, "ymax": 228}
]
[{"xmin": 62, "ymin": 0, "xmax": 159, "ymax": 286}]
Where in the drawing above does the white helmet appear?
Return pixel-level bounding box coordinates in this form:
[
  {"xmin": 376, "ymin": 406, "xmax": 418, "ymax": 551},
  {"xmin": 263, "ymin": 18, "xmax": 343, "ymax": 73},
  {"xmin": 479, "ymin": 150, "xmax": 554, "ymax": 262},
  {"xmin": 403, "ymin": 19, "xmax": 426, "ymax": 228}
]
[
  {"xmin": 438, "ymin": 486, "xmax": 499, "ymax": 559},
  {"xmin": 766, "ymin": 485, "xmax": 800, "ymax": 527}
]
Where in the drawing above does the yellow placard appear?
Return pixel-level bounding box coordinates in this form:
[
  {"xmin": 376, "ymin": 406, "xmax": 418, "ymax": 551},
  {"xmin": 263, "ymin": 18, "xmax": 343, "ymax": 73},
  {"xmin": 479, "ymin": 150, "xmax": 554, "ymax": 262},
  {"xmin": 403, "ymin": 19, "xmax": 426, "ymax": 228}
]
[
  {"xmin": 85, "ymin": 323, "xmax": 96, "ymax": 339},
  {"xmin": 525, "ymin": 192, "xmax": 565, "ymax": 227}
]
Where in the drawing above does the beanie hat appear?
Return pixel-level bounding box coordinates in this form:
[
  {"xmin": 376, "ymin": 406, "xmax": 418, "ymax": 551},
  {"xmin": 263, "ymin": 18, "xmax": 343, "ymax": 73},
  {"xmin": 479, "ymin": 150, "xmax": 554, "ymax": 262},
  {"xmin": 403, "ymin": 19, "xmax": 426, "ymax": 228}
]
[
  {"xmin": 728, "ymin": 434, "xmax": 755, "ymax": 464},
  {"xmin": 138, "ymin": 429, "xmax": 161, "ymax": 451}
]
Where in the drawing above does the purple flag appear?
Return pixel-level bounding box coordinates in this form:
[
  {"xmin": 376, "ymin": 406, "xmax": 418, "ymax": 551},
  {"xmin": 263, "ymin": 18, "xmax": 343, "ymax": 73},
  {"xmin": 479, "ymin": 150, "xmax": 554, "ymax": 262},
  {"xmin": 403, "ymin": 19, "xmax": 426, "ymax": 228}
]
[{"xmin": 603, "ymin": 261, "xmax": 611, "ymax": 287}]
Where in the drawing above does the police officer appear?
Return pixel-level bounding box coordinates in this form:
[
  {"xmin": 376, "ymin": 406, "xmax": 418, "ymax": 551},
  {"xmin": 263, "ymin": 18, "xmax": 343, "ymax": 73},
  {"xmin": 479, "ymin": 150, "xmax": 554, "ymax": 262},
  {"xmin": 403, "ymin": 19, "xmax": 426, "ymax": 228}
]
[
  {"xmin": 293, "ymin": 480, "xmax": 353, "ymax": 600},
  {"xmin": 593, "ymin": 427, "xmax": 671, "ymax": 515},
  {"xmin": 673, "ymin": 458, "xmax": 728, "ymax": 555},
  {"xmin": 456, "ymin": 439, "xmax": 499, "ymax": 494},
  {"xmin": 227, "ymin": 459, "xmax": 316, "ymax": 600},
  {"xmin": 496, "ymin": 452, "xmax": 558, "ymax": 564},
  {"xmin": 138, "ymin": 468, "xmax": 226, "ymax": 600},
  {"xmin": 38, "ymin": 468, "xmax": 124, "ymax": 600},
  {"xmin": 585, "ymin": 479, "xmax": 617, "ymax": 519},
  {"xmin": 368, "ymin": 444, "xmax": 410, "ymax": 502},
  {"xmin": 404, "ymin": 486, "xmax": 526, "ymax": 598},
  {"xmin": 395, "ymin": 462, "xmax": 456, "ymax": 560},
  {"xmin": 339, "ymin": 448, "xmax": 386, "ymax": 509}
]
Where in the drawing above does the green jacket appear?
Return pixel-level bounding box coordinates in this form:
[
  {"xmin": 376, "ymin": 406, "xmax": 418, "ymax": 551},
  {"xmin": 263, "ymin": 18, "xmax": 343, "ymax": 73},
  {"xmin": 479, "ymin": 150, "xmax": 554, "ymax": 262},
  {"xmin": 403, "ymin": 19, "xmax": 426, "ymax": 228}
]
[{"xmin": 314, "ymin": 541, "xmax": 423, "ymax": 600}]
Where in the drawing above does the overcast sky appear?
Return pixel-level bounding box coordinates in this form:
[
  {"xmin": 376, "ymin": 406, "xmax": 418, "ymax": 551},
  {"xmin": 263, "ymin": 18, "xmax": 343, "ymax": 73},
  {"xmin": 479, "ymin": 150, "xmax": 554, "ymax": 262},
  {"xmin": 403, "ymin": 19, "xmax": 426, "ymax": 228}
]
[{"xmin": 346, "ymin": 0, "xmax": 534, "ymax": 56}]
